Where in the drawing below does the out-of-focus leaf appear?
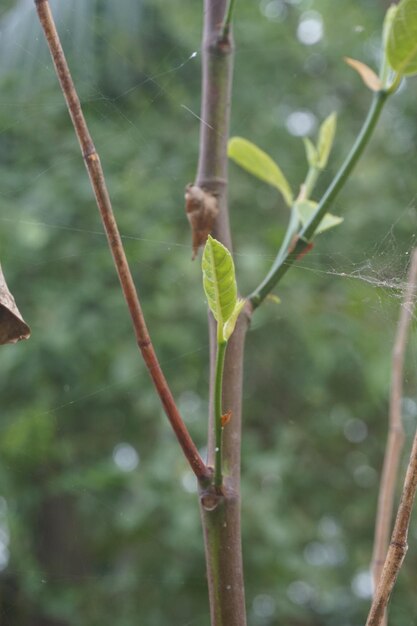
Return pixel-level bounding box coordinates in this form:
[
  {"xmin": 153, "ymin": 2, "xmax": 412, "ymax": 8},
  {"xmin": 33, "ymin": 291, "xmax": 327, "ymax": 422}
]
[
  {"xmin": 266, "ymin": 294, "xmax": 281, "ymax": 305},
  {"xmin": 303, "ymin": 138, "xmax": 318, "ymax": 167},
  {"xmin": 202, "ymin": 236, "xmax": 243, "ymax": 342},
  {"xmin": 317, "ymin": 113, "xmax": 337, "ymax": 169},
  {"xmin": 383, "ymin": 5, "xmax": 399, "ymax": 52},
  {"xmin": 228, "ymin": 137, "xmax": 293, "ymax": 206},
  {"xmin": 387, "ymin": 0, "xmax": 417, "ymax": 76},
  {"xmin": 295, "ymin": 200, "xmax": 343, "ymax": 235},
  {"xmin": 345, "ymin": 57, "xmax": 382, "ymax": 91}
]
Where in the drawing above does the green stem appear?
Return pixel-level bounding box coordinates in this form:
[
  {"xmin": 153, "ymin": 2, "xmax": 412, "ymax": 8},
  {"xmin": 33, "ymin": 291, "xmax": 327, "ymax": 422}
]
[
  {"xmin": 269, "ymin": 208, "xmax": 299, "ymax": 278},
  {"xmin": 221, "ymin": 0, "xmax": 237, "ymax": 41},
  {"xmin": 249, "ymin": 90, "xmax": 389, "ymax": 309},
  {"xmin": 214, "ymin": 341, "xmax": 227, "ymax": 489},
  {"xmin": 257, "ymin": 163, "xmax": 320, "ymax": 292}
]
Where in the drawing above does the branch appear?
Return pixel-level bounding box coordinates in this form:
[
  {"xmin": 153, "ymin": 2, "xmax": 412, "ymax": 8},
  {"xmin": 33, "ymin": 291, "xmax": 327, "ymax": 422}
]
[
  {"xmin": 33, "ymin": 0, "xmax": 210, "ymax": 483},
  {"xmin": 195, "ymin": 2, "xmax": 248, "ymax": 624},
  {"xmin": 249, "ymin": 90, "xmax": 389, "ymax": 309},
  {"xmin": 371, "ymin": 248, "xmax": 417, "ymax": 625},
  {"xmin": 220, "ymin": 0, "xmax": 238, "ymax": 42},
  {"xmin": 366, "ymin": 422, "xmax": 417, "ymax": 626}
]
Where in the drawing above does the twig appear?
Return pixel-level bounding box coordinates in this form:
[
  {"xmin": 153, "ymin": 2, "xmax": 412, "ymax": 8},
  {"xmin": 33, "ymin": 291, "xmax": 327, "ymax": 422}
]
[
  {"xmin": 33, "ymin": 0, "xmax": 210, "ymax": 483},
  {"xmin": 220, "ymin": 0, "xmax": 237, "ymax": 42},
  {"xmin": 249, "ymin": 90, "xmax": 389, "ymax": 309},
  {"xmin": 366, "ymin": 425, "xmax": 417, "ymax": 626},
  {"xmin": 371, "ymin": 249, "xmax": 417, "ymax": 625}
]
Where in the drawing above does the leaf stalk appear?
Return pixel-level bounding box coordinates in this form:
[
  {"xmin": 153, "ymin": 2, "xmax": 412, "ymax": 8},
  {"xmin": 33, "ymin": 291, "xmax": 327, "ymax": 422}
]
[{"xmin": 214, "ymin": 340, "xmax": 227, "ymax": 489}]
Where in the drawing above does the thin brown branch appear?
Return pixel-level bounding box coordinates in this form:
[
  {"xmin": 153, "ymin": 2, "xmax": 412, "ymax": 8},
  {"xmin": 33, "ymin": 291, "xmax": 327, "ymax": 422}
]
[
  {"xmin": 366, "ymin": 424, "xmax": 417, "ymax": 626},
  {"xmin": 371, "ymin": 249, "xmax": 417, "ymax": 625},
  {"xmin": 33, "ymin": 0, "xmax": 210, "ymax": 483}
]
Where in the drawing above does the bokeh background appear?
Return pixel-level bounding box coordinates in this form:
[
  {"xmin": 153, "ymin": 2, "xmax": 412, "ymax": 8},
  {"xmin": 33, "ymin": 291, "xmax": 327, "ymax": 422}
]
[{"xmin": 0, "ymin": 0, "xmax": 417, "ymax": 624}]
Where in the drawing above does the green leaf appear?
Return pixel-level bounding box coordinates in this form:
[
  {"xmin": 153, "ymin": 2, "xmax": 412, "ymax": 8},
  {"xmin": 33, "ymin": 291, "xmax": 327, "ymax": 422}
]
[
  {"xmin": 383, "ymin": 5, "xmax": 399, "ymax": 53},
  {"xmin": 387, "ymin": 0, "xmax": 417, "ymax": 76},
  {"xmin": 295, "ymin": 200, "xmax": 343, "ymax": 235},
  {"xmin": 223, "ymin": 298, "xmax": 246, "ymax": 341},
  {"xmin": 303, "ymin": 138, "xmax": 318, "ymax": 167},
  {"xmin": 316, "ymin": 113, "xmax": 337, "ymax": 169},
  {"xmin": 228, "ymin": 137, "xmax": 293, "ymax": 206},
  {"xmin": 266, "ymin": 294, "xmax": 281, "ymax": 305},
  {"xmin": 202, "ymin": 236, "xmax": 242, "ymax": 343}
]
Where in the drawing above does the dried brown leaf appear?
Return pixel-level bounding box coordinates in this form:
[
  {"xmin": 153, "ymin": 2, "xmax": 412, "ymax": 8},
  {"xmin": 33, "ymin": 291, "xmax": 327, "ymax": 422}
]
[
  {"xmin": 344, "ymin": 57, "xmax": 382, "ymax": 92},
  {"xmin": 185, "ymin": 184, "xmax": 219, "ymax": 259},
  {"xmin": 0, "ymin": 264, "xmax": 31, "ymax": 345}
]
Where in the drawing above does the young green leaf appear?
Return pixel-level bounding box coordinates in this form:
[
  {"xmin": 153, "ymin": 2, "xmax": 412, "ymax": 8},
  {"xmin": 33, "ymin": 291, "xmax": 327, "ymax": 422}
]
[
  {"xmin": 316, "ymin": 113, "xmax": 337, "ymax": 169},
  {"xmin": 228, "ymin": 137, "xmax": 293, "ymax": 206},
  {"xmin": 295, "ymin": 200, "xmax": 343, "ymax": 235},
  {"xmin": 202, "ymin": 236, "xmax": 244, "ymax": 343},
  {"xmin": 303, "ymin": 138, "xmax": 318, "ymax": 168},
  {"xmin": 382, "ymin": 5, "xmax": 399, "ymax": 55},
  {"xmin": 344, "ymin": 57, "xmax": 382, "ymax": 92},
  {"xmin": 223, "ymin": 298, "xmax": 246, "ymax": 341},
  {"xmin": 387, "ymin": 0, "xmax": 417, "ymax": 77}
]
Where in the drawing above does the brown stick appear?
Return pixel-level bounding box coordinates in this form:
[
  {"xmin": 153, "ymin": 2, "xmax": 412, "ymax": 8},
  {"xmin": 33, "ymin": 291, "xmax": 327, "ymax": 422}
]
[
  {"xmin": 371, "ymin": 248, "xmax": 417, "ymax": 626},
  {"xmin": 366, "ymin": 426, "xmax": 417, "ymax": 626},
  {"xmin": 33, "ymin": 0, "xmax": 210, "ymax": 483}
]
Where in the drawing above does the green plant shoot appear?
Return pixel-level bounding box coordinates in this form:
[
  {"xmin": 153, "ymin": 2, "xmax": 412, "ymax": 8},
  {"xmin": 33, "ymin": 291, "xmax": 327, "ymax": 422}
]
[{"xmin": 202, "ymin": 236, "xmax": 245, "ymax": 487}]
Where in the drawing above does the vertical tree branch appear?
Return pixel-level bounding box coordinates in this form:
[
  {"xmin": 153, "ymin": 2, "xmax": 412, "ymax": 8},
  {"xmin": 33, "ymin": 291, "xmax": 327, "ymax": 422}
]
[
  {"xmin": 195, "ymin": 1, "xmax": 249, "ymax": 624},
  {"xmin": 33, "ymin": 0, "xmax": 210, "ymax": 483},
  {"xmin": 371, "ymin": 248, "xmax": 417, "ymax": 625},
  {"xmin": 366, "ymin": 424, "xmax": 417, "ymax": 626}
]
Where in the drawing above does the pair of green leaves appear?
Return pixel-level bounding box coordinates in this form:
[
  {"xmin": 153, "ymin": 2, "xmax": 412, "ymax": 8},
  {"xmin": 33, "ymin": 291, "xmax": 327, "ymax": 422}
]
[
  {"xmin": 347, "ymin": 0, "xmax": 417, "ymax": 92},
  {"xmin": 295, "ymin": 200, "xmax": 342, "ymax": 235},
  {"xmin": 228, "ymin": 112, "xmax": 336, "ymax": 208},
  {"xmin": 302, "ymin": 112, "xmax": 336, "ymax": 171},
  {"xmin": 202, "ymin": 236, "xmax": 245, "ymax": 344},
  {"xmin": 228, "ymin": 112, "xmax": 341, "ymax": 237}
]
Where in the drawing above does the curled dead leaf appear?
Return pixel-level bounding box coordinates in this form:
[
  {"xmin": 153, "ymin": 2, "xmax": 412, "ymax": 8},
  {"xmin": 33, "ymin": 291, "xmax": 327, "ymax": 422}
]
[
  {"xmin": 0, "ymin": 264, "xmax": 30, "ymax": 345},
  {"xmin": 185, "ymin": 184, "xmax": 219, "ymax": 259}
]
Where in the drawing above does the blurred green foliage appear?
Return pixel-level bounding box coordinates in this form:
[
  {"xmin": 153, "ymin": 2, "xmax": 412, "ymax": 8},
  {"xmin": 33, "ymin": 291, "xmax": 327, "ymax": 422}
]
[{"xmin": 0, "ymin": 1, "xmax": 417, "ymax": 625}]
